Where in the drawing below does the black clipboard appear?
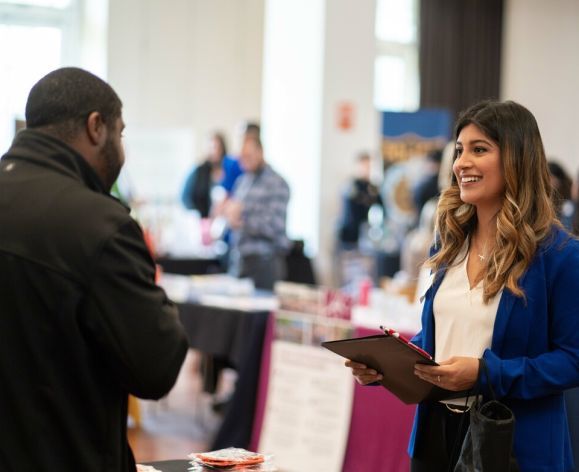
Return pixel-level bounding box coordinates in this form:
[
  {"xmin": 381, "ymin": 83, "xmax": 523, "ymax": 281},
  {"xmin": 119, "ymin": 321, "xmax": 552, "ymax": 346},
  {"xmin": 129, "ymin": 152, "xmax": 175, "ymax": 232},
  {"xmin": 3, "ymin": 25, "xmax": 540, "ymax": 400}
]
[{"xmin": 322, "ymin": 334, "xmax": 468, "ymax": 404}]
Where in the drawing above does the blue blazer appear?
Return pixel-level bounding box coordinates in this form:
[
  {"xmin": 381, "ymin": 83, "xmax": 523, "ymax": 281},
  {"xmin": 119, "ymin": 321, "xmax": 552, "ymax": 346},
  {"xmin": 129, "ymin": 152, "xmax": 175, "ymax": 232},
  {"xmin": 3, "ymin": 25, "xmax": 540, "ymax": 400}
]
[{"xmin": 409, "ymin": 227, "xmax": 579, "ymax": 472}]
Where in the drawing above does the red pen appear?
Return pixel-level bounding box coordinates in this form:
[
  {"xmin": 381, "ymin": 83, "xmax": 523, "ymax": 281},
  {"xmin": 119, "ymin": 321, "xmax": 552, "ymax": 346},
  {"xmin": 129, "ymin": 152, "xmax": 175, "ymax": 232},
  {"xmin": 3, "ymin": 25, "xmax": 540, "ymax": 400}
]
[{"xmin": 380, "ymin": 325, "xmax": 433, "ymax": 360}]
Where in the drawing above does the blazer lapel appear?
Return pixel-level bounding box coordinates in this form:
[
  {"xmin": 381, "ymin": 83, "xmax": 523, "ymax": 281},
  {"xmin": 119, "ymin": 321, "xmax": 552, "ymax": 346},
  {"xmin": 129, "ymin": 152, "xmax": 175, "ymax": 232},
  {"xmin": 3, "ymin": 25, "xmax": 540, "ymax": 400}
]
[
  {"xmin": 491, "ymin": 259, "xmax": 535, "ymax": 352},
  {"xmin": 422, "ymin": 270, "xmax": 446, "ymax": 355},
  {"xmin": 491, "ymin": 289, "xmax": 517, "ymax": 353}
]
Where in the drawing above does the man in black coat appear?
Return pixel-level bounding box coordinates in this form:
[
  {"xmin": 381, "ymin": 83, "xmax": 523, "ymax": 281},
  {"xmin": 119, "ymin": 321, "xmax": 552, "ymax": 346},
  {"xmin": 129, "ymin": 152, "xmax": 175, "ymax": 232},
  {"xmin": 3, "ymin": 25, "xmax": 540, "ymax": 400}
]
[{"xmin": 0, "ymin": 68, "xmax": 189, "ymax": 471}]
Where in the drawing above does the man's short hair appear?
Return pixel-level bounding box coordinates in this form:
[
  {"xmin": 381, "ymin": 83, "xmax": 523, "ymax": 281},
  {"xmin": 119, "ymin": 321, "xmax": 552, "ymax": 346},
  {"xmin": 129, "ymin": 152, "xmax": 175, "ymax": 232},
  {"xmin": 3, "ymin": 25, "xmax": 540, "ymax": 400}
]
[
  {"xmin": 243, "ymin": 122, "xmax": 260, "ymax": 138},
  {"xmin": 356, "ymin": 151, "xmax": 371, "ymax": 162},
  {"xmin": 25, "ymin": 67, "xmax": 122, "ymax": 139},
  {"xmin": 244, "ymin": 134, "xmax": 263, "ymax": 151}
]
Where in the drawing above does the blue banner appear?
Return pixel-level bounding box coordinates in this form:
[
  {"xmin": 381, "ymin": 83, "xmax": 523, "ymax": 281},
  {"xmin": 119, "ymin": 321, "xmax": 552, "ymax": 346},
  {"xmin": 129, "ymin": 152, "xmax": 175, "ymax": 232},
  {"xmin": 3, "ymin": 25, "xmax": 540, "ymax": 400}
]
[{"xmin": 381, "ymin": 109, "xmax": 451, "ymax": 163}]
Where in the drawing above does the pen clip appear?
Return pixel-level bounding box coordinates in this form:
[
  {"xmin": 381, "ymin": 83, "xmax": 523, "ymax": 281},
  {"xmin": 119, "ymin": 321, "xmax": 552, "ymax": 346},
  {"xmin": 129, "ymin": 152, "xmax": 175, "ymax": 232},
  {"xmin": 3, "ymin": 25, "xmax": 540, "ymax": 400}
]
[{"xmin": 380, "ymin": 325, "xmax": 399, "ymax": 339}]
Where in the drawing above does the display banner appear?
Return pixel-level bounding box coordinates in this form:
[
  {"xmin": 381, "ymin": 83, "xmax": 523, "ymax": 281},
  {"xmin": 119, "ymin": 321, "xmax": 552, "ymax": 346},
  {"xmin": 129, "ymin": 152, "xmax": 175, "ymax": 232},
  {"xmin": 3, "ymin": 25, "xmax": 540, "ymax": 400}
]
[
  {"xmin": 258, "ymin": 310, "xmax": 354, "ymax": 472},
  {"xmin": 381, "ymin": 109, "xmax": 451, "ymax": 163}
]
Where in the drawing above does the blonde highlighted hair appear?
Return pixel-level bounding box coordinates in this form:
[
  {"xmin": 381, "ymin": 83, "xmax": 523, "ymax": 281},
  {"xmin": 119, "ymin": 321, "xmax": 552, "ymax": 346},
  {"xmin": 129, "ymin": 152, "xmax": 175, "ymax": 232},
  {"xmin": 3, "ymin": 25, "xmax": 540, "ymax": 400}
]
[{"xmin": 427, "ymin": 100, "xmax": 556, "ymax": 303}]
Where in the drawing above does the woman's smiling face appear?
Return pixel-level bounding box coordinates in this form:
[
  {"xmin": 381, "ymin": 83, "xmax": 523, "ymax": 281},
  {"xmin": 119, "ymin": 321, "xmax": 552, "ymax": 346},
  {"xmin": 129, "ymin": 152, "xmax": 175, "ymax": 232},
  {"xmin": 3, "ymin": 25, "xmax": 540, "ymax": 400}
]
[{"xmin": 453, "ymin": 123, "xmax": 505, "ymax": 212}]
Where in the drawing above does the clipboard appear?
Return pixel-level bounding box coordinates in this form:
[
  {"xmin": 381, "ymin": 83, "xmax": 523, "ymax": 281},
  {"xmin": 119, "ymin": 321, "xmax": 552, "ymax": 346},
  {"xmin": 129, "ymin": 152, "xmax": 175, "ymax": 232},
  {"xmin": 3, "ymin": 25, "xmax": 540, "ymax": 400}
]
[{"xmin": 322, "ymin": 333, "xmax": 468, "ymax": 404}]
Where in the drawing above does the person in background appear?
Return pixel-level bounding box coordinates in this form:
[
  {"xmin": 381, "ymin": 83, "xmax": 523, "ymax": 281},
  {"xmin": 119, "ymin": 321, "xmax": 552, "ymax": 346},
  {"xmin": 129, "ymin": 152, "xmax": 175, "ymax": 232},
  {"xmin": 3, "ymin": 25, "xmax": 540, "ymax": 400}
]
[
  {"xmin": 337, "ymin": 151, "xmax": 383, "ymax": 249},
  {"xmin": 346, "ymin": 100, "xmax": 579, "ymax": 471},
  {"xmin": 239, "ymin": 121, "xmax": 260, "ymax": 142},
  {"xmin": 547, "ymin": 160, "xmax": 575, "ymax": 231},
  {"xmin": 222, "ymin": 135, "xmax": 290, "ymax": 290},
  {"xmin": 412, "ymin": 148, "xmax": 443, "ymax": 215},
  {"xmin": 181, "ymin": 132, "xmax": 242, "ymax": 217},
  {"xmin": 0, "ymin": 67, "xmax": 188, "ymax": 471}
]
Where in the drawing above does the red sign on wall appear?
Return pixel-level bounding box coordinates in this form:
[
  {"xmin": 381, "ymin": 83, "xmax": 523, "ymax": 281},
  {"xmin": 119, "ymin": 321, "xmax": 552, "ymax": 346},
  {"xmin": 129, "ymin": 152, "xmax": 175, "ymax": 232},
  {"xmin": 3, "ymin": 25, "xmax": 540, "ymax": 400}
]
[{"xmin": 336, "ymin": 101, "xmax": 355, "ymax": 131}]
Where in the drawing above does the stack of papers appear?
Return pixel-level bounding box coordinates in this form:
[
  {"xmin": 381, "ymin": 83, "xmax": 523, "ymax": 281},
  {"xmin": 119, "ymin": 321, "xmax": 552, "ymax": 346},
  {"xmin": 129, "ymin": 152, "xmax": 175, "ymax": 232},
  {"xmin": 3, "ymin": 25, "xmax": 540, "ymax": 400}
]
[
  {"xmin": 188, "ymin": 448, "xmax": 277, "ymax": 471},
  {"xmin": 136, "ymin": 465, "xmax": 162, "ymax": 472}
]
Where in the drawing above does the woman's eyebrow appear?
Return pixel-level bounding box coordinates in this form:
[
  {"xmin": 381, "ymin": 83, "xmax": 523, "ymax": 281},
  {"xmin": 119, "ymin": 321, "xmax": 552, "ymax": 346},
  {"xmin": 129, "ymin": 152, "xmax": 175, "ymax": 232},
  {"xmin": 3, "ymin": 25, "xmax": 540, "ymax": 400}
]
[{"xmin": 469, "ymin": 139, "xmax": 493, "ymax": 146}]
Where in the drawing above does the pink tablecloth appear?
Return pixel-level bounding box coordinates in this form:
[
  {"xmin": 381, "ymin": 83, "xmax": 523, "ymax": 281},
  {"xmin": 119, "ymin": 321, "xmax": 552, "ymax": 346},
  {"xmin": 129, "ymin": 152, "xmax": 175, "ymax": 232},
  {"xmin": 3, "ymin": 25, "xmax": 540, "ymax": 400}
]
[
  {"xmin": 342, "ymin": 326, "xmax": 416, "ymax": 472},
  {"xmin": 250, "ymin": 319, "xmax": 417, "ymax": 472}
]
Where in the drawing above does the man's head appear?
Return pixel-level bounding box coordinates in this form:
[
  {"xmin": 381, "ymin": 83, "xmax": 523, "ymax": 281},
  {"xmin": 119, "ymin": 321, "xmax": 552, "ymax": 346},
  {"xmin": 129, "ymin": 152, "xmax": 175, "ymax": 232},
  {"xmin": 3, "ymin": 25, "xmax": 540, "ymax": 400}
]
[
  {"xmin": 25, "ymin": 67, "xmax": 125, "ymax": 191},
  {"xmin": 355, "ymin": 151, "xmax": 371, "ymax": 180},
  {"xmin": 243, "ymin": 122, "xmax": 260, "ymax": 140},
  {"xmin": 240, "ymin": 135, "xmax": 265, "ymax": 173}
]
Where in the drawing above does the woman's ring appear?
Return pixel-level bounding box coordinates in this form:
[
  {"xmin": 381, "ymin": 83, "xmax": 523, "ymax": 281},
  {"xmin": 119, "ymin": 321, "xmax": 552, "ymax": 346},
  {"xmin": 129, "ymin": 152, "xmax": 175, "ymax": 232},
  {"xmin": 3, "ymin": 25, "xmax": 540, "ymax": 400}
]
[{"xmin": 437, "ymin": 375, "xmax": 441, "ymax": 383}]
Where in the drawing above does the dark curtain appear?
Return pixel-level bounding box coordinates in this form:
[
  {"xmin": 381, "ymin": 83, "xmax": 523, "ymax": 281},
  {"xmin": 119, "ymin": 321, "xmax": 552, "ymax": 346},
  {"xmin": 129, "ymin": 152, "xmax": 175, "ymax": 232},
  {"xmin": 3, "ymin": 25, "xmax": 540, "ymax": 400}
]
[{"xmin": 419, "ymin": 0, "xmax": 504, "ymax": 120}]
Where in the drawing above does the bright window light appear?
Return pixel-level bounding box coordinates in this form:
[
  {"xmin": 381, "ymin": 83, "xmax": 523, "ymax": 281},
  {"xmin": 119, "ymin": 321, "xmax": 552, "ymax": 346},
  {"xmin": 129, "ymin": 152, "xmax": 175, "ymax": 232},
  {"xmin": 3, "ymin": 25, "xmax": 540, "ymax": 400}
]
[
  {"xmin": 373, "ymin": 0, "xmax": 419, "ymax": 111},
  {"xmin": 374, "ymin": 55, "xmax": 407, "ymax": 111},
  {"xmin": 375, "ymin": 0, "xmax": 417, "ymax": 44},
  {"xmin": 0, "ymin": 24, "xmax": 62, "ymax": 151},
  {"xmin": 0, "ymin": 0, "xmax": 71, "ymax": 8}
]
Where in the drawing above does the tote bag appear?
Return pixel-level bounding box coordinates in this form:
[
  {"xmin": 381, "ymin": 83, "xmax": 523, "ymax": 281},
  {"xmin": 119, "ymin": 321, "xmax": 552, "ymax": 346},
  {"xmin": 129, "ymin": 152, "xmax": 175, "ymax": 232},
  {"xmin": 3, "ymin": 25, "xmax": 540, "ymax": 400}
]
[{"xmin": 454, "ymin": 360, "xmax": 519, "ymax": 472}]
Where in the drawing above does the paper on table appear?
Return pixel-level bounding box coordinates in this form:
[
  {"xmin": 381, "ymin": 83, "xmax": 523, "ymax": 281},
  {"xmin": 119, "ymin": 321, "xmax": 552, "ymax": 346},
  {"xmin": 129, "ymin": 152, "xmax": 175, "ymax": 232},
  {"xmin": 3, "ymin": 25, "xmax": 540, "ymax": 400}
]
[
  {"xmin": 198, "ymin": 294, "xmax": 279, "ymax": 312},
  {"xmin": 136, "ymin": 465, "xmax": 162, "ymax": 472}
]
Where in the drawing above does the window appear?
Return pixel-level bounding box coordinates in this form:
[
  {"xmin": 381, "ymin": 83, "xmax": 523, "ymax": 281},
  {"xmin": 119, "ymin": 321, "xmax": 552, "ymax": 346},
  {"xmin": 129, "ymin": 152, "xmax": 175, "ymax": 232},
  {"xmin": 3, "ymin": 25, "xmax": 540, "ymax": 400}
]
[
  {"xmin": 373, "ymin": 0, "xmax": 419, "ymax": 112},
  {"xmin": 1, "ymin": 0, "xmax": 71, "ymax": 7},
  {"xmin": 0, "ymin": 0, "xmax": 79, "ymax": 152}
]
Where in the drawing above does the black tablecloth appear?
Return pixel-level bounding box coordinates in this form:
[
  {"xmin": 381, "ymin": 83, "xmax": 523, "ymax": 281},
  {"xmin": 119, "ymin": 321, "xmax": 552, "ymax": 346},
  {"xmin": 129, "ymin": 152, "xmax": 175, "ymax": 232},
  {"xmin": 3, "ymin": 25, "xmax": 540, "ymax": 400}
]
[
  {"xmin": 143, "ymin": 459, "xmax": 265, "ymax": 471},
  {"xmin": 156, "ymin": 257, "xmax": 223, "ymax": 275},
  {"xmin": 178, "ymin": 302, "xmax": 270, "ymax": 450},
  {"xmin": 142, "ymin": 460, "xmax": 189, "ymax": 472}
]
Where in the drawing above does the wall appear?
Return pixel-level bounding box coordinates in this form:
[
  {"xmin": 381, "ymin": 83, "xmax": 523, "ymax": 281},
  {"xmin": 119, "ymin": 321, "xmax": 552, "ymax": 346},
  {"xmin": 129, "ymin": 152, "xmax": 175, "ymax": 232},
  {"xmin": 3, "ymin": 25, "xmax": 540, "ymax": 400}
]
[
  {"xmin": 318, "ymin": 0, "xmax": 378, "ymax": 283},
  {"xmin": 502, "ymin": 0, "xmax": 579, "ymax": 175},
  {"xmin": 262, "ymin": 0, "xmax": 378, "ymax": 285},
  {"xmin": 261, "ymin": 0, "xmax": 325, "ymax": 259},
  {"xmin": 107, "ymin": 0, "xmax": 264, "ymax": 172},
  {"xmin": 78, "ymin": 0, "xmax": 109, "ymax": 78}
]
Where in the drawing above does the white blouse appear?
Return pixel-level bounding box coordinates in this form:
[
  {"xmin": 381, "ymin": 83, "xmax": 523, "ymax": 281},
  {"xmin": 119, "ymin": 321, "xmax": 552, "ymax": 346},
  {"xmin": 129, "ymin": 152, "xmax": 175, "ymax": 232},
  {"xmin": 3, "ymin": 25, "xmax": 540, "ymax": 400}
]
[{"xmin": 433, "ymin": 247, "xmax": 502, "ymax": 364}]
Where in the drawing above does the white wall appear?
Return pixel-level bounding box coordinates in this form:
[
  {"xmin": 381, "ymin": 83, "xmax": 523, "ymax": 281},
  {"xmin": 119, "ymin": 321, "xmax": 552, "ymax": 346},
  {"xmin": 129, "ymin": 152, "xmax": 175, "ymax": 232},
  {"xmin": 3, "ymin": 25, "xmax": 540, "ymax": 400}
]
[
  {"xmin": 502, "ymin": 0, "xmax": 579, "ymax": 175},
  {"xmin": 318, "ymin": 0, "xmax": 378, "ymax": 282},
  {"xmin": 261, "ymin": 0, "xmax": 325, "ymax": 258},
  {"xmin": 107, "ymin": 0, "xmax": 264, "ymax": 167},
  {"xmin": 78, "ymin": 0, "xmax": 109, "ymax": 78},
  {"xmin": 262, "ymin": 0, "xmax": 378, "ymax": 285}
]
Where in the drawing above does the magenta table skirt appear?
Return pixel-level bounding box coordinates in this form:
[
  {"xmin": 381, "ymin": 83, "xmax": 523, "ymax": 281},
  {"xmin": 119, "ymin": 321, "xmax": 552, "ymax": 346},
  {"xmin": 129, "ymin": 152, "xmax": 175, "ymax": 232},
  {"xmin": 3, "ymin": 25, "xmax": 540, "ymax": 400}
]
[{"xmin": 250, "ymin": 319, "xmax": 416, "ymax": 472}]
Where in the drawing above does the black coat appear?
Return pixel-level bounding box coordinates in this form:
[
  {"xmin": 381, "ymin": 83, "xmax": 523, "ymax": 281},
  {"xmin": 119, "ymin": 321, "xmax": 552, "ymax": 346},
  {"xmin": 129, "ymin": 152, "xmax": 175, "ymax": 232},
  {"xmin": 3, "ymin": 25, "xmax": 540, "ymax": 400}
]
[
  {"xmin": 0, "ymin": 130, "xmax": 188, "ymax": 471},
  {"xmin": 338, "ymin": 178, "xmax": 383, "ymax": 244}
]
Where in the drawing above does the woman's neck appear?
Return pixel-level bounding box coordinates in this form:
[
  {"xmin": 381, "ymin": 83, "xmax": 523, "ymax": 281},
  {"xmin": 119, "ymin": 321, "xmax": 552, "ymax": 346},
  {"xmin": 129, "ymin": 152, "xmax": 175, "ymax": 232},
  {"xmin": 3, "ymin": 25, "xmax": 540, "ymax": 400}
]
[{"xmin": 474, "ymin": 205, "xmax": 500, "ymax": 248}]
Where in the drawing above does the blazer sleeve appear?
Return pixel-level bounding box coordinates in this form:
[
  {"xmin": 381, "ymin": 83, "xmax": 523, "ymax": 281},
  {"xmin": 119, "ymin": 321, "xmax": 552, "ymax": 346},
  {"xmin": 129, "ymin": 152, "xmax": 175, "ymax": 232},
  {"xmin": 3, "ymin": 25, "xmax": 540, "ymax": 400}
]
[
  {"xmin": 81, "ymin": 219, "xmax": 189, "ymax": 400},
  {"xmin": 482, "ymin": 239, "xmax": 579, "ymax": 399}
]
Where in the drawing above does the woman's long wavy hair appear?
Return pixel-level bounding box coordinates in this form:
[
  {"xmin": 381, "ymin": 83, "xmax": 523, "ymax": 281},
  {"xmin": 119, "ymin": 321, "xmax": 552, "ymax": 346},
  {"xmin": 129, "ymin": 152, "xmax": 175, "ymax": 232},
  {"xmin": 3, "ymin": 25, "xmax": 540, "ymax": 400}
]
[{"xmin": 426, "ymin": 100, "xmax": 556, "ymax": 303}]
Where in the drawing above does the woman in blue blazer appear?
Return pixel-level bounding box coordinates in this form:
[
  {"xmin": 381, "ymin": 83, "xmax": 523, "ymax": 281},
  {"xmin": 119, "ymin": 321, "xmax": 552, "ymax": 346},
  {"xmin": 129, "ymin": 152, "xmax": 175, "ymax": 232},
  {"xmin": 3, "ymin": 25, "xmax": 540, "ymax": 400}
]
[{"xmin": 348, "ymin": 100, "xmax": 579, "ymax": 471}]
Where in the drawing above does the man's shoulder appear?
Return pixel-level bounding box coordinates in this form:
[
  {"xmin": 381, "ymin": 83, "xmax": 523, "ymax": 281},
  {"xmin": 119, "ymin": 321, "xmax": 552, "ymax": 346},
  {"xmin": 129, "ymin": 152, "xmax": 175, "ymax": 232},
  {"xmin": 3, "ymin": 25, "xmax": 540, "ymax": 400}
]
[
  {"xmin": 263, "ymin": 165, "xmax": 289, "ymax": 190},
  {"xmin": 64, "ymin": 182, "xmax": 131, "ymax": 226},
  {"xmin": 0, "ymin": 177, "xmax": 137, "ymax": 284}
]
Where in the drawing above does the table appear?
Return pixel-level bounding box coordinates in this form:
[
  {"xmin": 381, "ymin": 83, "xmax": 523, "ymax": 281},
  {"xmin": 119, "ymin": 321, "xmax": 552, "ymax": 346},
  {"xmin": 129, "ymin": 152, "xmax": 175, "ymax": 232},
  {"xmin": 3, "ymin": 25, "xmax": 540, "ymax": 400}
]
[
  {"xmin": 177, "ymin": 302, "xmax": 270, "ymax": 450},
  {"xmin": 342, "ymin": 326, "xmax": 415, "ymax": 472},
  {"xmin": 156, "ymin": 256, "xmax": 223, "ymax": 275},
  {"xmin": 250, "ymin": 321, "xmax": 416, "ymax": 471},
  {"xmin": 142, "ymin": 460, "xmax": 189, "ymax": 471}
]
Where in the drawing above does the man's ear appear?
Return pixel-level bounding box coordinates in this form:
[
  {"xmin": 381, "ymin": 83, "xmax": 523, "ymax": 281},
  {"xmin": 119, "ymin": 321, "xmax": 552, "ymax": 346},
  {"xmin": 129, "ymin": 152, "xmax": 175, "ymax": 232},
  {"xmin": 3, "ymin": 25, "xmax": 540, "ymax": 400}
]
[{"xmin": 86, "ymin": 111, "xmax": 107, "ymax": 146}]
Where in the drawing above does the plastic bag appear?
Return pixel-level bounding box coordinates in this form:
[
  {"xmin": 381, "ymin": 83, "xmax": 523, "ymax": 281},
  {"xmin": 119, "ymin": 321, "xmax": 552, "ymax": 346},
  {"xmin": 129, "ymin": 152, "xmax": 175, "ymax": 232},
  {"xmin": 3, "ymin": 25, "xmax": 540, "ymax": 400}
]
[{"xmin": 188, "ymin": 447, "xmax": 277, "ymax": 471}]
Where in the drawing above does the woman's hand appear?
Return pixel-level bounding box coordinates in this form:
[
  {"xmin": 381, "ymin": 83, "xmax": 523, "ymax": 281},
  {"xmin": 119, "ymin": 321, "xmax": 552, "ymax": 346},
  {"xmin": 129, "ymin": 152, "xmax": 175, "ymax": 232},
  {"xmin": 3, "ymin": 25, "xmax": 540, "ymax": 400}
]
[
  {"xmin": 414, "ymin": 356, "xmax": 479, "ymax": 391},
  {"xmin": 345, "ymin": 359, "xmax": 383, "ymax": 385}
]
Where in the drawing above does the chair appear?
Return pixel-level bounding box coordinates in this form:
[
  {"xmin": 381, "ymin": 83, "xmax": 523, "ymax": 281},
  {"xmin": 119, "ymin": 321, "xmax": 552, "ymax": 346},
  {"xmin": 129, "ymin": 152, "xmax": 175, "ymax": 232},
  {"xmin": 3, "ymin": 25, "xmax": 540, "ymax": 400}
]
[{"xmin": 284, "ymin": 240, "xmax": 316, "ymax": 285}]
